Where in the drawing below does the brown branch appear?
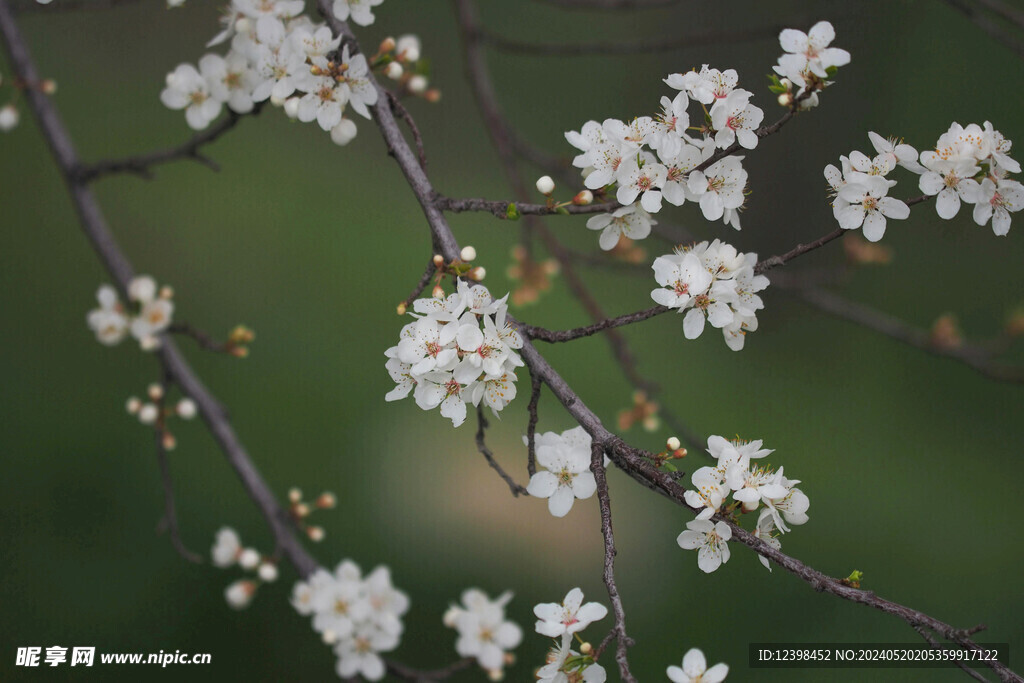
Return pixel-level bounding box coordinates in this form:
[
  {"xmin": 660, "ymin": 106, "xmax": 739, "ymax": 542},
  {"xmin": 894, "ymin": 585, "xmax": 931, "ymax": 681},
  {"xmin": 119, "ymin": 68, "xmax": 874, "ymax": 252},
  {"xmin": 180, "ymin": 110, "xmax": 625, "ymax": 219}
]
[
  {"xmin": 524, "ymin": 305, "xmax": 669, "ymax": 342},
  {"xmin": 526, "ymin": 370, "xmax": 542, "ymax": 477},
  {"xmin": 476, "ymin": 406, "xmax": 529, "ymax": 497},
  {"xmin": 73, "ymin": 110, "xmax": 253, "ymax": 183},
  {"xmin": 537, "ymin": 0, "xmax": 682, "ymax": 8},
  {"xmin": 943, "ymin": 0, "xmax": 1024, "ymax": 58},
  {"xmin": 784, "ymin": 284, "xmax": 1024, "ymax": 383},
  {"xmin": 915, "ymin": 625, "xmax": 990, "ymax": 683},
  {"xmin": 972, "ymin": 0, "xmax": 1024, "ymax": 30},
  {"xmin": 481, "ymin": 23, "xmax": 783, "ymax": 56},
  {"xmin": 385, "ymin": 657, "xmax": 475, "ymax": 682},
  {"xmin": 387, "ymin": 91, "xmax": 427, "ymax": 171},
  {"xmin": 169, "ymin": 322, "xmax": 232, "ymax": 354},
  {"xmin": 590, "ymin": 443, "xmax": 636, "ymax": 681},
  {"xmin": 435, "ymin": 194, "xmax": 617, "ymax": 218},
  {"xmin": 399, "ymin": 259, "xmax": 438, "ymax": 311}
]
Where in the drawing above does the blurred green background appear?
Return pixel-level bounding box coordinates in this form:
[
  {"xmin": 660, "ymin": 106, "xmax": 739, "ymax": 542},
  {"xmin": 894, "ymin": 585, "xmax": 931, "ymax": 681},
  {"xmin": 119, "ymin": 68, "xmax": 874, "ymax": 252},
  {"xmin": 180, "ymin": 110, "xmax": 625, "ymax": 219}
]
[{"xmin": 1, "ymin": 0, "xmax": 1022, "ymax": 681}]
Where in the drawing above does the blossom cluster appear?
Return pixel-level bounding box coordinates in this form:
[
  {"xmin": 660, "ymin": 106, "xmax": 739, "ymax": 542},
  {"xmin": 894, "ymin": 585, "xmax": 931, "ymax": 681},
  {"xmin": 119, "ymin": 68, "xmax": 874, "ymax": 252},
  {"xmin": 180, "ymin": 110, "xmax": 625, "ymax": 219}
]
[
  {"xmin": 160, "ymin": 0, "xmax": 432, "ymax": 145},
  {"xmin": 826, "ymin": 123, "xmax": 1021, "ymax": 240},
  {"xmin": 125, "ymin": 383, "xmax": 196, "ymax": 450},
  {"xmin": 680, "ymin": 435, "xmax": 809, "ymax": 573},
  {"xmin": 442, "ymin": 589, "xmax": 522, "ymax": 679},
  {"xmin": 524, "ymin": 426, "xmax": 598, "ymax": 518},
  {"xmin": 651, "ymin": 240, "xmax": 769, "ymax": 350},
  {"xmin": 87, "ymin": 276, "xmax": 174, "ymax": 351},
  {"xmin": 291, "ymin": 560, "xmax": 409, "ymax": 681},
  {"xmin": 534, "ymin": 588, "xmax": 607, "ymax": 683},
  {"xmin": 384, "ymin": 280, "xmax": 524, "ymax": 427},
  {"xmin": 569, "ymin": 21, "xmax": 848, "ymax": 251},
  {"xmin": 211, "ymin": 527, "xmax": 280, "ymax": 609},
  {"xmin": 772, "ymin": 21, "xmax": 851, "ymax": 106}
]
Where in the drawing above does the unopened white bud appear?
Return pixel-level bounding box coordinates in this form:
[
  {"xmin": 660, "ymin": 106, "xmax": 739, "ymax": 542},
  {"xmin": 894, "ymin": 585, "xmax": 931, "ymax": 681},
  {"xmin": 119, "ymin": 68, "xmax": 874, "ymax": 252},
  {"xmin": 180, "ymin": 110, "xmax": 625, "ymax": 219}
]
[
  {"xmin": 780, "ymin": 77, "xmax": 792, "ymax": 89},
  {"xmin": 385, "ymin": 62, "xmax": 404, "ymax": 80},
  {"xmin": 460, "ymin": 245, "xmax": 477, "ymax": 262},
  {"xmin": 225, "ymin": 580, "xmax": 256, "ymax": 609},
  {"xmin": 139, "ymin": 335, "xmax": 161, "ymax": 352},
  {"xmin": 257, "ymin": 562, "xmax": 278, "ymax": 582},
  {"xmin": 396, "ymin": 34, "xmax": 421, "ymax": 62},
  {"xmin": 269, "ymin": 94, "xmax": 286, "ymax": 107},
  {"xmin": 407, "ymin": 75, "xmax": 428, "ymax": 94},
  {"xmin": 442, "ymin": 606, "xmax": 462, "ymax": 628},
  {"xmin": 470, "ymin": 267, "xmax": 486, "ymax": 281},
  {"xmin": 176, "ymin": 398, "xmax": 197, "ymax": 420},
  {"xmin": 307, "ymin": 526, "xmax": 325, "ymax": 542},
  {"xmin": 234, "ymin": 17, "xmax": 251, "ymax": 35},
  {"xmin": 289, "ymin": 487, "xmax": 302, "ymax": 503},
  {"xmin": 330, "ymin": 118, "xmax": 358, "ymax": 146},
  {"xmin": 573, "ymin": 189, "xmax": 594, "ymax": 205},
  {"xmin": 238, "ymin": 548, "xmax": 260, "ymax": 570},
  {"xmin": 535, "ymin": 175, "xmax": 555, "ymax": 195},
  {"xmin": 321, "ymin": 629, "xmax": 338, "ymax": 644},
  {"xmin": 487, "ymin": 669, "xmax": 504, "ymax": 681},
  {"xmin": 283, "ymin": 97, "xmax": 300, "ymax": 119},
  {"xmin": 138, "ymin": 403, "xmax": 159, "ymax": 425},
  {"xmin": 126, "ymin": 397, "xmax": 142, "ymax": 414},
  {"xmin": 147, "ymin": 383, "xmax": 164, "ymax": 401},
  {"xmin": 667, "ymin": 436, "xmax": 681, "ymax": 452},
  {"xmin": 777, "ymin": 92, "xmax": 793, "ymax": 107},
  {"xmin": 0, "ymin": 104, "xmax": 19, "ymax": 132}
]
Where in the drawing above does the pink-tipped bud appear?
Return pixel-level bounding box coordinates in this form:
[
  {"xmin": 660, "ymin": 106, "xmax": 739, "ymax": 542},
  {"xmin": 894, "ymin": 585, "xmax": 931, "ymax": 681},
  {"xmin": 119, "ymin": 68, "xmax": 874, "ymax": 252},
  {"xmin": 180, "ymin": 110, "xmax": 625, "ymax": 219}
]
[
  {"xmin": 432, "ymin": 284, "xmax": 445, "ymax": 299},
  {"xmin": 379, "ymin": 36, "xmax": 396, "ymax": 53},
  {"xmin": 317, "ymin": 492, "xmax": 337, "ymax": 509},
  {"xmin": 307, "ymin": 526, "xmax": 325, "ymax": 542},
  {"xmin": 126, "ymin": 397, "xmax": 142, "ymax": 414},
  {"xmin": 288, "ymin": 488, "xmax": 302, "ymax": 503},
  {"xmin": 432, "ymin": 253, "xmax": 445, "ymax": 267},
  {"xmin": 147, "ymin": 383, "xmax": 164, "ymax": 401},
  {"xmin": 572, "ymin": 190, "xmax": 594, "ymax": 205}
]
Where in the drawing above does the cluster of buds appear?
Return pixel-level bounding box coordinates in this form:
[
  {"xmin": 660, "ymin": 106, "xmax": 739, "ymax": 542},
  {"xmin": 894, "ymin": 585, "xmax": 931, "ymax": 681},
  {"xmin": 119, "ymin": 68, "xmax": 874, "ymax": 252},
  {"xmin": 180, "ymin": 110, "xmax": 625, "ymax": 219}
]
[
  {"xmin": 211, "ymin": 527, "xmax": 279, "ymax": 609},
  {"xmin": 617, "ymin": 390, "xmax": 660, "ymax": 432},
  {"xmin": 373, "ymin": 35, "xmax": 440, "ymax": 103},
  {"xmin": 507, "ymin": 244, "xmax": 559, "ymax": 307},
  {"xmin": 0, "ymin": 71, "xmax": 56, "ymax": 133},
  {"xmin": 225, "ymin": 324, "xmax": 255, "ymax": 358},
  {"xmin": 527, "ymin": 175, "xmax": 595, "ymax": 216},
  {"xmin": 651, "ymin": 436, "xmax": 688, "ymax": 471},
  {"xmin": 396, "ymin": 248, "xmax": 486, "ymax": 314},
  {"xmin": 125, "ymin": 383, "xmax": 197, "ymax": 450},
  {"xmin": 287, "ymin": 488, "xmax": 336, "ymax": 543}
]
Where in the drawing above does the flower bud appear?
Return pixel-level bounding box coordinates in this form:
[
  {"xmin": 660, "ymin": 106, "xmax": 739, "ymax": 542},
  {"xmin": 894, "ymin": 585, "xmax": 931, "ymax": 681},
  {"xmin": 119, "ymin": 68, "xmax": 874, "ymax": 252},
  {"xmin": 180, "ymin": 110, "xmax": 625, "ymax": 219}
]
[
  {"xmin": 234, "ymin": 17, "xmax": 251, "ymax": 35},
  {"xmin": 432, "ymin": 285, "xmax": 445, "ymax": 299},
  {"xmin": 572, "ymin": 190, "xmax": 594, "ymax": 205},
  {"xmin": 147, "ymin": 383, "xmax": 164, "ymax": 401},
  {"xmin": 269, "ymin": 94, "xmax": 286, "ymax": 107},
  {"xmin": 385, "ymin": 62, "xmax": 404, "ymax": 80},
  {"xmin": 780, "ymin": 78, "xmax": 792, "ymax": 89},
  {"xmin": 442, "ymin": 606, "xmax": 461, "ymax": 628},
  {"xmin": 294, "ymin": 502, "xmax": 310, "ymax": 518},
  {"xmin": 407, "ymin": 75, "xmax": 428, "ymax": 94},
  {"xmin": 579, "ymin": 642, "xmax": 592, "ymax": 655},
  {"xmin": 396, "ymin": 302, "xmax": 407, "ymax": 316},
  {"xmin": 289, "ymin": 488, "xmax": 302, "ymax": 503},
  {"xmin": 161, "ymin": 432, "xmax": 177, "ymax": 451},
  {"xmin": 0, "ymin": 104, "xmax": 18, "ymax": 132},
  {"xmin": 379, "ymin": 36, "xmax": 396, "ymax": 53},
  {"xmin": 470, "ymin": 267, "xmax": 486, "ymax": 281},
  {"xmin": 330, "ymin": 118, "xmax": 358, "ymax": 146},
  {"xmin": 396, "ymin": 35, "xmax": 421, "ymax": 62},
  {"xmin": 238, "ymin": 548, "xmax": 260, "ymax": 570},
  {"xmin": 460, "ymin": 245, "xmax": 477, "ymax": 262},
  {"xmin": 283, "ymin": 97, "xmax": 300, "ymax": 119},
  {"xmin": 316, "ymin": 492, "xmax": 337, "ymax": 509},
  {"xmin": 40, "ymin": 79, "xmax": 57, "ymax": 95},
  {"xmin": 432, "ymin": 254, "xmax": 445, "ymax": 267},
  {"xmin": 176, "ymin": 398, "xmax": 197, "ymax": 420},
  {"xmin": 225, "ymin": 580, "xmax": 257, "ymax": 609},
  {"xmin": 487, "ymin": 669, "xmax": 503, "ymax": 682},
  {"xmin": 257, "ymin": 562, "xmax": 278, "ymax": 583},
  {"xmin": 777, "ymin": 92, "xmax": 793, "ymax": 107},
  {"xmin": 138, "ymin": 403, "xmax": 159, "ymax": 425},
  {"xmin": 666, "ymin": 436, "xmax": 681, "ymax": 452},
  {"xmin": 424, "ymin": 89, "xmax": 442, "ymax": 104},
  {"xmin": 307, "ymin": 526, "xmax": 325, "ymax": 542},
  {"xmin": 126, "ymin": 397, "xmax": 142, "ymax": 414},
  {"xmin": 322, "ymin": 629, "xmax": 338, "ymax": 644},
  {"xmin": 535, "ymin": 175, "xmax": 555, "ymax": 195},
  {"xmin": 158, "ymin": 285, "xmax": 174, "ymax": 300}
]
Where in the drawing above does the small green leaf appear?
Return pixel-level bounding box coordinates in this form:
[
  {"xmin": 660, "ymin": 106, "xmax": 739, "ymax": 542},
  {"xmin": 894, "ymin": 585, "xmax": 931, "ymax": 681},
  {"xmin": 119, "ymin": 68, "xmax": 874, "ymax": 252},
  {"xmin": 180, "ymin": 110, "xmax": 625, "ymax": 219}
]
[{"xmin": 506, "ymin": 203, "xmax": 521, "ymax": 221}]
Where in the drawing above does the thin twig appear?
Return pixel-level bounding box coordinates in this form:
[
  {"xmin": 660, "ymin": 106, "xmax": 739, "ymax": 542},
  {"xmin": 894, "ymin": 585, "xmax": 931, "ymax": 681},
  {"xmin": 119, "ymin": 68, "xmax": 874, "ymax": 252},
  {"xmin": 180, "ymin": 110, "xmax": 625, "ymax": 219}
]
[
  {"xmin": 169, "ymin": 322, "xmax": 231, "ymax": 354},
  {"xmin": 153, "ymin": 377, "xmax": 203, "ymax": 564},
  {"xmin": 943, "ymin": 0, "xmax": 1024, "ymax": 58},
  {"xmin": 435, "ymin": 194, "xmax": 617, "ymax": 218},
  {"xmin": 387, "ymin": 91, "xmax": 427, "ymax": 171},
  {"xmin": 385, "ymin": 657, "xmax": 476, "ymax": 682},
  {"xmin": 524, "ymin": 305, "xmax": 668, "ymax": 342},
  {"xmin": 73, "ymin": 110, "xmax": 253, "ymax": 183},
  {"xmin": 914, "ymin": 625, "xmax": 990, "ymax": 683},
  {"xmin": 399, "ymin": 259, "xmax": 438, "ymax": 311},
  {"xmin": 476, "ymin": 406, "xmax": 529, "ymax": 497},
  {"xmin": 590, "ymin": 443, "xmax": 636, "ymax": 682}
]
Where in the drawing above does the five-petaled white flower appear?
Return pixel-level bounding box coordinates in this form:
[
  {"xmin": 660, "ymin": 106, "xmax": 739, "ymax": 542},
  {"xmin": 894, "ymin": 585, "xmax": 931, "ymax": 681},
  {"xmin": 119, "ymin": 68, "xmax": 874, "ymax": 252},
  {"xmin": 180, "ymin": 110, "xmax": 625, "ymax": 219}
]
[
  {"xmin": 526, "ymin": 429, "xmax": 598, "ymax": 518},
  {"xmin": 534, "ymin": 588, "xmax": 608, "ymax": 638},
  {"xmin": 667, "ymin": 648, "xmax": 730, "ymax": 683},
  {"xmin": 676, "ymin": 519, "xmax": 732, "ymax": 573}
]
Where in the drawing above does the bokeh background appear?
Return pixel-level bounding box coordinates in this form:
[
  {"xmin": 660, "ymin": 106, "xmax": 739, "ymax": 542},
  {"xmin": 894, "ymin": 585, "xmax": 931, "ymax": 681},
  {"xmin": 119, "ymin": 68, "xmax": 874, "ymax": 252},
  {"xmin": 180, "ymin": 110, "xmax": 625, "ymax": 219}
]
[{"xmin": 2, "ymin": 0, "xmax": 1022, "ymax": 681}]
